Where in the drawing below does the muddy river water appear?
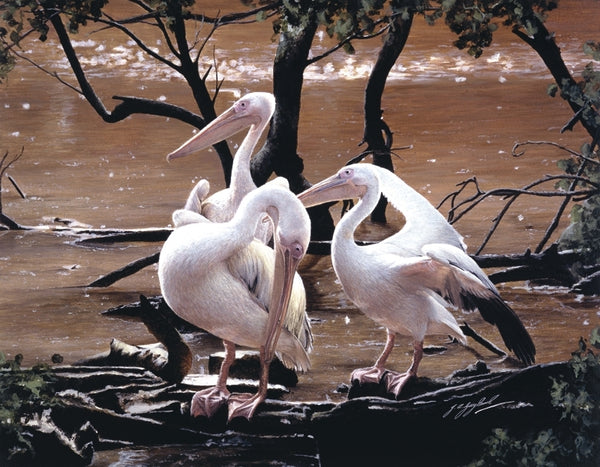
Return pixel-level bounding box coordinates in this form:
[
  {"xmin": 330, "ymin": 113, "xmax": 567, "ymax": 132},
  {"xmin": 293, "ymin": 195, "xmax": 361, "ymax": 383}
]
[{"xmin": 0, "ymin": 1, "xmax": 599, "ymax": 462}]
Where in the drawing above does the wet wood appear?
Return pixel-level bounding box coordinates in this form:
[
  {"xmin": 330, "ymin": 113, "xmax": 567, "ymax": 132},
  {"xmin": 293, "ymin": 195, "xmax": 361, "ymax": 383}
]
[
  {"xmin": 571, "ymin": 270, "xmax": 600, "ymax": 295},
  {"xmin": 11, "ymin": 360, "xmax": 572, "ymax": 466},
  {"xmin": 84, "ymin": 238, "xmax": 593, "ymax": 289},
  {"xmin": 78, "ymin": 295, "xmax": 191, "ymax": 383},
  {"xmin": 7, "ymin": 293, "xmax": 572, "ymax": 464}
]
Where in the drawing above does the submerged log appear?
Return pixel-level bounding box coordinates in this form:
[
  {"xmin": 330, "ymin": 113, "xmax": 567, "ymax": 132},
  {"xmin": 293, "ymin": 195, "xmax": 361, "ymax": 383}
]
[{"xmin": 86, "ymin": 238, "xmax": 599, "ymax": 293}]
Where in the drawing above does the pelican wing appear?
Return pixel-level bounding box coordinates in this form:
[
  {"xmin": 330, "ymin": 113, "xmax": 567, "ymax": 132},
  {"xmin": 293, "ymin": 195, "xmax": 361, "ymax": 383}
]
[
  {"xmin": 172, "ymin": 209, "xmax": 210, "ymax": 227},
  {"xmin": 184, "ymin": 179, "xmax": 211, "ymax": 212},
  {"xmin": 401, "ymin": 250, "xmax": 536, "ymax": 365},
  {"xmin": 422, "ymin": 243, "xmax": 496, "ymax": 291},
  {"xmin": 228, "ymin": 240, "xmax": 312, "ymax": 370}
]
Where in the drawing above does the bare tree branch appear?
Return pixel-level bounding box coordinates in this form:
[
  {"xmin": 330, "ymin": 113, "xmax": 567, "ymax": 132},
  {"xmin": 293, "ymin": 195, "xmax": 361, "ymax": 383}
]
[
  {"xmin": 511, "ymin": 139, "xmax": 599, "ymax": 252},
  {"xmin": 440, "ymin": 169, "xmax": 597, "ymax": 255},
  {"xmin": 306, "ymin": 15, "xmax": 391, "ymax": 66},
  {"xmin": 512, "ymin": 140, "xmax": 600, "ymax": 166},
  {"xmin": 0, "ymin": 147, "xmax": 26, "ymax": 229},
  {"xmin": 95, "ymin": 13, "xmax": 181, "ymax": 71}
]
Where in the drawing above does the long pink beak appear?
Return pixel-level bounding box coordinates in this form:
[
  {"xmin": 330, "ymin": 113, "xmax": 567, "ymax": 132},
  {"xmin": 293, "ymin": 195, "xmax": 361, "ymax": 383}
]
[
  {"xmin": 262, "ymin": 239, "xmax": 304, "ymax": 363},
  {"xmin": 297, "ymin": 173, "xmax": 361, "ymax": 208},
  {"xmin": 167, "ymin": 106, "xmax": 259, "ymax": 161}
]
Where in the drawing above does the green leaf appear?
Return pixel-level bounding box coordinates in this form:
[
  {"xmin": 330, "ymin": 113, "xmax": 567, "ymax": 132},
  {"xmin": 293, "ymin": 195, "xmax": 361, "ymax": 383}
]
[
  {"xmin": 547, "ymin": 83, "xmax": 558, "ymax": 97},
  {"xmin": 583, "ymin": 41, "xmax": 600, "ymax": 61}
]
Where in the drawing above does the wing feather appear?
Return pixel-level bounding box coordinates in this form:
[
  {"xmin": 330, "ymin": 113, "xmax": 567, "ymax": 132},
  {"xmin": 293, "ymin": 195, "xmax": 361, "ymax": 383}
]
[{"xmin": 396, "ymin": 256, "xmax": 536, "ymax": 365}]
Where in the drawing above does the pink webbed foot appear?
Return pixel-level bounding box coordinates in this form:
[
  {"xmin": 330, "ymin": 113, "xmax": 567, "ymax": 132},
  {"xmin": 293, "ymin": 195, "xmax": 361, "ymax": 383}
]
[
  {"xmin": 190, "ymin": 387, "xmax": 230, "ymax": 418},
  {"xmin": 383, "ymin": 370, "xmax": 414, "ymax": 397},
  {"xmin": 351, "ymin": 366, "xmax": 387, "ymax": 386},
  {"xmin": 227, "ymin": 392, "xmax": 265, "ymax": 421}
]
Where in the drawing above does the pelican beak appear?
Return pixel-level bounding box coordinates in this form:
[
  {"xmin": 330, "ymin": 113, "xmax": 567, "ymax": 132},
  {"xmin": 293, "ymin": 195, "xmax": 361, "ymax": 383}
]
[
  {"xmin": 262, "ymin": 239, "xmax": 304, "ymax": 362},
  {"xmin": 167, "ymin": 106, "xmax": 259, "ymax": 161},
  {"xmin": 297, "ymin": 172, "xmax": 362, "ymax": 208}
]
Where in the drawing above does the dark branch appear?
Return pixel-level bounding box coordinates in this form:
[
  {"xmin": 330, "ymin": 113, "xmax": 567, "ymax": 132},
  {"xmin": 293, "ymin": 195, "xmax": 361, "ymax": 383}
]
[{"xmin": 111, "ymin": 95, "xmax": 206, "ymax": 127}]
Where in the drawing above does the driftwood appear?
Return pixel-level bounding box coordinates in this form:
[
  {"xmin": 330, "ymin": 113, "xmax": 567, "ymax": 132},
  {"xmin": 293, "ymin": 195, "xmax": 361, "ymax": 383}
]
[
  {"xmin": 4, "ymin": 360, "xmax": 576, "ymax": 466},
  {"xmin": 84, "ymin": 295, "xmax": 193, "ymax": 383}
]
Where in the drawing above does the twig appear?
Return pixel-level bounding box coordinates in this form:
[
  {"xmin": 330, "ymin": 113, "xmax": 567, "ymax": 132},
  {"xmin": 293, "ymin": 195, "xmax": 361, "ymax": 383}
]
[
  {"xmin": 460, "ymin": 322, "xmax": 507, "ymax": 358},
  {"xmin": 511, "ymin": 139, "xmax": 598, "ymax": 252},
  {"xmin": 0, "ymin": 148, "xmax": 26, "ymax": 229},
  {"xmin": 439, "ymin": 143, "xmax": 598, "ymax": 254},
  {"xmin": 512, "ymin": 140, "xmax": 598, "ymax": 165},
  {"xmin": 87, "ymin": 252, "xmax": 160, "ymax": 287},
  {"xmin": 7, "ymin": 175, "xmax": 26, "ymax": 199}
]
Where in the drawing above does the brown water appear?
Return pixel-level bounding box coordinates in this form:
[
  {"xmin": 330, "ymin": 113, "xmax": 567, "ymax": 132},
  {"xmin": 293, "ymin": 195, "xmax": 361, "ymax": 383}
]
[{"xmin": 1, "ymin": 0, "xmax": 599, "ymax": 423}]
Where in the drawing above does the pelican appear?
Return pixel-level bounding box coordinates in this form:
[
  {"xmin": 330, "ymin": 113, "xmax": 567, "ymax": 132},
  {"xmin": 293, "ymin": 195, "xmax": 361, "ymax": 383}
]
[
  {"xmin": 158, "ymin": 179, "xmax": 312, "ymax": 420},
  {"xmin": 167, "ymin": 92, "xmax": 276, "ymax": 242},
  {"xmin": 298, "ymin": 163, "xmax": 535, "ymax": 397}
]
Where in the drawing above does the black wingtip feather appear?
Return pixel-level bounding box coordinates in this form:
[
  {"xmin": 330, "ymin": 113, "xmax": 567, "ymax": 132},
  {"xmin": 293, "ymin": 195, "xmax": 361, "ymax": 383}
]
[{"xmin": 468, "ymin": 295, "xmax": 536, "ymax": 365}]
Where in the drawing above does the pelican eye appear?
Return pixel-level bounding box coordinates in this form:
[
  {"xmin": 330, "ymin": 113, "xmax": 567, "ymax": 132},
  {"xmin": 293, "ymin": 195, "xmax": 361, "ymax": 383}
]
[
  {"xmin": 290, "ymin": 242, "xmax": 304, "ymax": 260},
  {"xmin": 340, "ymin": 168, "xmax": 354, "ymax": 179}
]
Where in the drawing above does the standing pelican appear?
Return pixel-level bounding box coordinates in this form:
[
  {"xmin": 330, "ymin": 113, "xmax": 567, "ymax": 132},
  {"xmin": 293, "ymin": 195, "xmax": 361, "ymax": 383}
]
[
  {"xmin": 167, "ymin": 92, "xmax": 275, "ymax": 242},
  {"xmin": 159, "ymin": 180, "xmax": 312, "ymax": 420},
  {"xmin": 298, "ymin": 164, "xmax": 535, "ymax": 396}
]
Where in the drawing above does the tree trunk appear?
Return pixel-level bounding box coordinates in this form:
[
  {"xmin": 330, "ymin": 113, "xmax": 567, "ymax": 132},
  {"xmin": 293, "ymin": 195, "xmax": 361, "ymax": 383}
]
[
  {"xmin": 512, "ymin": 9, "xmax": 599, "ymax": 140},
  {"xmin": 363, "ymin": 12, "xmax": 414, "ymax": 222},
  {"xmin": 252, "ymin": 10, "xmax": 334, "ymax": 240}
]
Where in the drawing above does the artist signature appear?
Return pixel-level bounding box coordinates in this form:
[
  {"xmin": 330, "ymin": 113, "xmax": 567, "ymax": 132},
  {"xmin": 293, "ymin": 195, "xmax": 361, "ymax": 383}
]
[{"xmin": 442, "ymin": 394, "xmax": 517, "ymax": 419}]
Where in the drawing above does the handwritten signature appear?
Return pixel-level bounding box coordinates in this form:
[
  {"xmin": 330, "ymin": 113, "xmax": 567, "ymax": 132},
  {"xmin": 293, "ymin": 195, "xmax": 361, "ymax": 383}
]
[{"xmin": 442, "ymin": 394, "xmax": 517, "ymax": 419}]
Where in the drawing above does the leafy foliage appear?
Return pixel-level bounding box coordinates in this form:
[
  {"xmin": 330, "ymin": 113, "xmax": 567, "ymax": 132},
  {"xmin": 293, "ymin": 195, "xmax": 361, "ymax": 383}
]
[
  {"xmin": 277, "ymin": 0, "xmax": 560, "ymax": 59},
  {"xmin": 0, "ymin": 353, "xmax": 61, "ymax": 464},
  {"xmin": 0, "ymin": 0, "xmax": 570, "ymax": 81},
  {"xmin": 468, "ymin": 327, "xmax": 600, "ymax": 466},
  {"xmin": 557, "ymin": 148, "xmax": 600, "ymax": 266},
  {"xmin": 439, "ymin": 0, "xmax": 558, "ymax": 58},
  {"xmin": 0, "ymin": 0, "xmax": 107, "ymax": 82},
  {"xmin": 553, "ymin": 49, "xmax": 600, "ymax": 266}
]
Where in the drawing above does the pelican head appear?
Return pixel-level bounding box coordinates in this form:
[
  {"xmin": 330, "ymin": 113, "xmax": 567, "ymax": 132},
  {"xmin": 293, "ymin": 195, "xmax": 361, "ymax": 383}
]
[
  {"xmin": 167, "ymin": 92, "xmax": 276, "ymax": 161},
  {"xmin": 298, "ymin": 164, "xmax": 370, "ymax": 208}
]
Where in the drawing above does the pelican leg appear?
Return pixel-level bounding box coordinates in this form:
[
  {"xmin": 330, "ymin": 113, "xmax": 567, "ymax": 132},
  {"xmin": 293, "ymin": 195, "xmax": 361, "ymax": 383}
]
[
  {"xmin": 384, "ymin": 339, "xmax": 423, "ymax": 397},
  {"xmin": 227, "ymin": 345, "xmax": 270, "ymax": 421},
  {"xmin": 190, "ymin": 340, "xmax": 235, "ymax": 418},
  {"xmin": 351, "ymin": 329, "xmax": 396, "ymax": 385}
]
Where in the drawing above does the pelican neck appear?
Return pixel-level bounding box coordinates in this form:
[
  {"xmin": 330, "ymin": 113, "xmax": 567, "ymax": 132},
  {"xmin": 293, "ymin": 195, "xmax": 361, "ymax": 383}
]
[{"xmin": 230, "ymin": 124, "xmax": 263, "ymax": 198}]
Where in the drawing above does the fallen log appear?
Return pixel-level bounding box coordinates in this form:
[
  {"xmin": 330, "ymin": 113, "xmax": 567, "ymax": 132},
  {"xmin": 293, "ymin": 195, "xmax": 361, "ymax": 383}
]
[
  {"xmin": 1, "ymin": 360, "xmax": 589, "ymax": 466},
  {"xmin": 4, "ymin": 319, "xmax": 599, "ymax": 465}
]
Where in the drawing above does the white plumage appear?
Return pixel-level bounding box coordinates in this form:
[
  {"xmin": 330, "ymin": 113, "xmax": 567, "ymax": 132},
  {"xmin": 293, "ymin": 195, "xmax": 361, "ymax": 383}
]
[
  {"xmin": 159, "ymin": 180, "xmax": 311, "ymax": 420},
  {"xmin": 167, "ymin": 92, "xmax": 275, "ymax": 242},
  {"xmin": 299, "ymin": 163, "xmax": 535, "ymax": 396}
]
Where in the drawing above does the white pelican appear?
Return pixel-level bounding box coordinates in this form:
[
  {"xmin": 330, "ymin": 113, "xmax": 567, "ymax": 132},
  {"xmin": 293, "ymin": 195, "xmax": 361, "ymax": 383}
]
[
  {"xmin": 167, "ymin": 92, "xmax": 276, "ymax": 242},
  {"xmin": 159, "ymin": 180, "xmax": 312, "ymax": 420},
  {"xmin": 298, "ymin": 164, "xmax": 535, "ymax": 397}
]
